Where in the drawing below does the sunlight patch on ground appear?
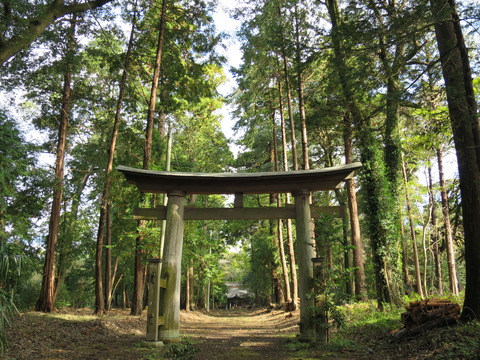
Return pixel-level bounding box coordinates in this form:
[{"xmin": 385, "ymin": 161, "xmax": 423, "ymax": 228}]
[{"xmin": 240, "ymin": 341, "xmax": 275, "ymax": 347}]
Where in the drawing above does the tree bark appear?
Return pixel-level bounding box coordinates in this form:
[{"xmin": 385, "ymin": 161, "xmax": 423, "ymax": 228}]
[
  {"xmin": 131, "ymin": 0, "xmax": 168, "ymax": 316},
  {"xmin": 35, "ymin": 17, "xmax": 75, "ymax": 313},
  {"xmin": 436, "ymin": 148, "xmax": 459, "ymax": 295},
  {"xmin": 188, "ymin": 260, "xmax": 195, "ymax": 310},
  {"xmin": 326, "ymin": 0, "xmax": 401, "ymax": 307},
  {"xmin": 402, "ymin": 160, "xmax": 424, "ymax": 297},
  {"xmin": 55, "ymin": 169, "xmax": 92, "ymax": 303},
  {"xmin": 95, "ymin": 9, "xmax": 136, "ymax": 315},
  {"xmin": 430, "ymin": 0, "xmax": 480, "ymax": 321},
  {"xmin": 104, "ymin": 204, "xmax": 112, "ymax": 311},
  {"xmin": 275, "ymin": 2, "xmax": 299, "ymax": 172},
  {"xmin": 277, "ymin": 75, "xmax": 298, "ymax": 309},
  {"xmin": 400, "ymin": 218, "xmax": 412, "ymax": 292},
  {"xmin": 293, "ymin": 5, "xmax": 309, "ymax": 170},
  {"xmin": 271, "ymin": 107, "xmax": 292, "ymax": 305},
  {"xmin": 344, "ymin": 120, "xmax": 366, "ymax": 300},
  {"xmin": 428, "ymin": 166, "xmax": 443, "ymax": 294},
  {"xmin": 185, "ymin": 260, "xmax": 191, "ymax": 311}
]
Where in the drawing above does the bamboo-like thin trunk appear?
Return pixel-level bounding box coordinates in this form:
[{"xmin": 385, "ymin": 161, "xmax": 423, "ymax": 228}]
[
  {"xmin": 428, "ymin": 167, "xmax": 443, "ymax": 294},
  {"xmin": 400, "ymin": 218, "xmax": 412, "ymax": 292},
  {"xmin": 185, "ymin": 262, "xmax": 191, "ymax": 311},
  {"xmin": 402, "ymin": 160, "xmax": 424, "ymax": 298},
  {"xmin": 277, "ymin": 75, "xmax": 298, "ymax": 309},
  {"xmin": 437, "ymin": 148, "xmax": 459, "ymax": 295},
  {"xmin": 293, "ymin": 5, "xmax": 309, "ymax": 170},
  {"xmin": 105, "ymin": 204, "xmax": 112, "ymax": 311},
  {"xmin": 271, "ymin": 102, "xmax": 292, "ymax": 305},
  {"xmin": 275, "ymin": 4, "xmax": 298, "ymax": 172},
  {"xmin": 188, "ymin": 260, "xmax": 195, "ymax": 310},
  {"xmin": 422, "ymin": 193, "xmax": 432, "ymax": 298}
]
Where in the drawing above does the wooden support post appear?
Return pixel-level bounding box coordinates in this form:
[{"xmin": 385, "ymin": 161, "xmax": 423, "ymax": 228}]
[
  {"xmin": 234, "ymin": 192, "xmax": 244, "ymax": 208},
  {"xmin": 294, "ymin": 190, "xmax": 316, "ymax": 342},
  {"xmin": 158, "ymin": 190, "xmax": 186, "ymax": 342},
  {"xmin": 146, "ymin": 259, "xmax": 162, "ymax": 342}
]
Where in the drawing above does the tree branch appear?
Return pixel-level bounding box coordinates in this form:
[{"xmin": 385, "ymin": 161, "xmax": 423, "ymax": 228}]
[{"xmin": 0, "ymin": 0, "xmax": 112, "ymax": 66}]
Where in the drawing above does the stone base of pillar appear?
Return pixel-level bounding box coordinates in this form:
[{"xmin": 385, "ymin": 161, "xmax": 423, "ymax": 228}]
[{"xmin": 158, "ymin": 329, "xmax": 182, "ymax": 343}]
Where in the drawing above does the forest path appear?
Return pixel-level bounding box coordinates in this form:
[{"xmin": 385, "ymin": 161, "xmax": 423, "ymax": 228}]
[
  {"xmin": 4, "ymin": 308, "xmax": 363, "ymax": 359},
  {"xmin": 181, "ymin": 308, "xmax": 302, "ymax": 360}
]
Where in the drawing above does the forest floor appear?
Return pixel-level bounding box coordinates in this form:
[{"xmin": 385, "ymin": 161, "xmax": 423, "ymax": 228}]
[{"xmin": 2, "ymin": 306, "xmax": 480, "ymax": 359}]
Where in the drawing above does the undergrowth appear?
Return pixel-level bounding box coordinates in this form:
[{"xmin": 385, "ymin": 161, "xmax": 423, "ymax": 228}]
[
  {"xmin": 162, "ymin": 338, "xmax": 198, "ymax": 360},
  {"xmin": 285, "ymin": 299, "xmax": 480, "ymax": 359}
]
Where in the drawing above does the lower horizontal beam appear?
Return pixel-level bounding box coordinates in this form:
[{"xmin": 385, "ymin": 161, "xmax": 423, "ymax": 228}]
[{"xmin": 134, "ymin": 205, "xmax": 344, "ymax": 221}]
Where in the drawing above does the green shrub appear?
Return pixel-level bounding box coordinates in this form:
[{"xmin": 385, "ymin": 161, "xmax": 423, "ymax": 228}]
[
  {"xmin": 163, "ymin": 338, "xmax": 198, "ymax": 360},
  {"xmin": 0, "ymin": 290, "xmax": 17, "ymax": 353}
]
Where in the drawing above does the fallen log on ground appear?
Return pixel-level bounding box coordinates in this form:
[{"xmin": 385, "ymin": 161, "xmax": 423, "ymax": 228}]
[{"xmin": 395, "ymin": 298, "xmax": 460, "ymax": 338}]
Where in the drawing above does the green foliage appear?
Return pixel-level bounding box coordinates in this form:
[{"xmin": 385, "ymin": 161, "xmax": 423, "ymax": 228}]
[
  {"xmin": 433, "ymin": 322, "xmax": 480, "ymax": 360},
  {"xmin": 337, "ymin": 301, "xmax": 403, "ymax": 343},
  {"xmin": 0, "ymin": 243, "xmax": 22, "ymax": 354},
  {"xmin": 0, "ymin": 289, "xmax": 16, "ymax": 354},
  {"xmin": 285, "ymin": 338, "xmax": 312, "ymax": 354},
  {"xmin": 163, "ymin": 338, "xmax": 198, "ymax": 360}
]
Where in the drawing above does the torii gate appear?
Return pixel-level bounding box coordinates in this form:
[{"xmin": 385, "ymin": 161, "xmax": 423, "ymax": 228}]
[{"xmin": 118, "ymin": 162, "xmax": 362, "ymax": 343}]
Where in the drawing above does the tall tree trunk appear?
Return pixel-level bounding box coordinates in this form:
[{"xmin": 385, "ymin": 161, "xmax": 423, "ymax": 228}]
[
  {"xmin": 334, "ymin": 188, "xmax": 353, "ymax": 296},
  {"xmin": 344, "ymin": 120, "xmax": 366, "ymax": 301},
  {"xmin": 277, "ymin": 75, "xmax": 298, "ymax": 309},
  {"xmin": 326, "ymin": 0, "xmax": 401, "ymax": 307},
  {"xmin": 185, "ymin": 261, "xmax": 191, "ymax": 311},
  {"xmin": 55, "ymin": 169, "xmax": 92, "ymax": 302},
  {"xmin": 131, "ymin": 0, "xmax": 167, "ymax": 316},
  {"xmin": 104, "ymin": 204, "xmax": 113, "ymax": 311},
  {"xmin": 400, "ymin": 218, "xmax": 412, "ymax": 292},
  {"xmin": 428, "ymin": 166, "xmax": 443, "ymax": 294},
  {"xmin": 271, "ymin": 106, "xmax": 291, "ymax": 305},
  {"xmin": 430, "ymin": 0, "xmax": 480, "ymax": 321},
  {"xmin": 293, "ymin": 5, "xmax": 309, "ymax": 170},
  {"xmin": 275, "ymin": 3, "xmax": 299, "ymax": 172},
  {"xmin": 35, "ymin": 16, "xmax": 76, "ymax": 313},
  {"xmin": 421, "ymin": 198, "xmax": 431, "ymax": 297},
  {"xmin": 402, "ymin": 160, "xmax": 424, "ymax": 297},
  {"xmin": 436, "ymin": 148, "xmax": 459, "ymax": 294},
  {"xmin": 95, "ymin": 9, "xmax": 137, "ymax": 316},
  {"xmin": 188, "ymin": 260, "xmax": 195, "ymax": 310}
]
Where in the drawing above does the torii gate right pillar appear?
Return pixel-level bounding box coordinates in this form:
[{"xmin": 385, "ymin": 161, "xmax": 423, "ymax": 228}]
[{"xmin": 294, "ymin": 190, "xmax": 316, "ymax": 342}]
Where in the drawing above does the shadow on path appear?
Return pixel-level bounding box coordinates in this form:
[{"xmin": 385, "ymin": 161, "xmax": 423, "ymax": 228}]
[{"xmin": 181, "ymin": 308, "xmax": 299, "ymax": 360}]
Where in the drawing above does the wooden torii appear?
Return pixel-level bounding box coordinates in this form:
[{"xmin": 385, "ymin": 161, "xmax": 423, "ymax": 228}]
[{"xmin": 118, "ymin": 162, "xmax": 362, "ymax": 343}]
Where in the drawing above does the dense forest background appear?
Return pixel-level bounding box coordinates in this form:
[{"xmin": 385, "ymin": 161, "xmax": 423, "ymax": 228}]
[{"xmin": 1, "ymin": 0, "xmax": 479, "ymax": 347}]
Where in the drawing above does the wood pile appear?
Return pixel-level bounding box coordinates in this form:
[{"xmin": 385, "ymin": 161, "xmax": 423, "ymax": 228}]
[{"xmin": 395, "ymin": 299, "xmax": 460, "ymax": 338}]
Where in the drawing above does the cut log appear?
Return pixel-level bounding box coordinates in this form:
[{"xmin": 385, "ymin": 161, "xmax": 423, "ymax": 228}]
[{"xmin": 396, "ymin": 298, "xmax": 460, "ymax": 338}]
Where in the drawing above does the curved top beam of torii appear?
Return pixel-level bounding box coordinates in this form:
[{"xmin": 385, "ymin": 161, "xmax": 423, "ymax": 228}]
[{"xmin": 117, "ymin": 162, "xmax": 362, "ymax": 195}]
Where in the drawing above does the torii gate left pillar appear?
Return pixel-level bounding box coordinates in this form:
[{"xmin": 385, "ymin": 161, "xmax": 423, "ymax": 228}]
[{"xmin": 154, "ymin": 190, "xmax": 186, "ymax": 343}]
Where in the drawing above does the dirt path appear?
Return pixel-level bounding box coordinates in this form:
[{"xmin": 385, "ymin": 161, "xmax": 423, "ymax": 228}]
[
  {"xmin": 3, "ymin": 308, "xmax": 301, "ymax": 360},
  {"xmin": 181, "ymin": 308, "xmax": 300, "ymax": 360}
]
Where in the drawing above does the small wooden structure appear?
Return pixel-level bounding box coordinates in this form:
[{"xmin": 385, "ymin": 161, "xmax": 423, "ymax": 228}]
[{"xmin": 118, "ymin": 162, "xmax": 362, "ymax": 343}]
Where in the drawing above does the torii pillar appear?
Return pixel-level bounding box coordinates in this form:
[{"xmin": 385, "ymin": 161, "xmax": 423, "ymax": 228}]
[
  {"xmin": 157, "ymin": 190, "xmax": 186, "ymax": 342},
  {"xmin": 294, "ymin": 190, "xmax": 317, "ymax": 341}
]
